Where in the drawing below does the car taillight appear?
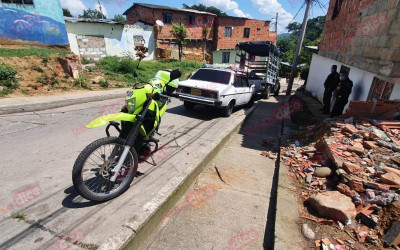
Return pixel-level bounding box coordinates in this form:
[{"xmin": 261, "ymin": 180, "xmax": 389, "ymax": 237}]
[
  {"xmin": 202, "ymin": 90, "xmax": 217, "ymax": 99},
  {"xmin": 177, "ymin": 86, "xmax": 185, "ymax": 93}
]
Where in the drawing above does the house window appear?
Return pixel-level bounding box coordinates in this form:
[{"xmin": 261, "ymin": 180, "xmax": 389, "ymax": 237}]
[
  {"xmin": 1, "ymin": 0, "xmax": 34, "ymax": 4},
  {"xmin": 222, "ymin": 52, "xmax": 230, "ymax": 64},
  {"xmin": 367, "ymin": 77, "xmax": 394, "ymax": 101},
  {"xmin": 163, "ymin": 13, "xmax": 172, "ymax": 24},
  {"xmin": 188, "ymin": 16, "xmax": 195, "ymax": 26},
  {"xmin": 332, "ymin": 0, "xmax": 343, "ymax": 20},
  {"xmin": 225, "ymin": 27, "xmax": 232, "ymax": 37},
  {"xmin": 244, "ymin": 28, "xmax": 250, "ymax": 38}
]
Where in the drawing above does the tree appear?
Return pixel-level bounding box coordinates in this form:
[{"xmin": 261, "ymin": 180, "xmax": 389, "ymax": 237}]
[
  {"xmin": 63, "ymin": 8, "xmax": 73, "ymax": 17},
  {"xmin": 170, "ymin": 23, "xmax": 188, "ymax": 62},
  {"xmin": 113, "ymin": 14, "xmax": 126, "ymax": 24},
  {"xmin": 183, "ymin": 4, "xmax": 228, "ymax": 16},
  {"xmin": 79, "ymin": 9, "xmax": 106, "ymax": 19},
  {"xmin": 277, "ymin": 15, "xmax": 326, "ymax": 78}
]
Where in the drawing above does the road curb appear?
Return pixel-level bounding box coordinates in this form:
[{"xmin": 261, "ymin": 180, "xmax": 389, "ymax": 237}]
[
  {"xmin": 0, "ymin": 90, "xmax": 129, "ymax": 115},
  {"xmin": 99, "ymin": 107, "xmax": 253, "ymax": 250},
  {"xmin": 274, "ymin": 96, "xmax": 303, "ymax": 249}
]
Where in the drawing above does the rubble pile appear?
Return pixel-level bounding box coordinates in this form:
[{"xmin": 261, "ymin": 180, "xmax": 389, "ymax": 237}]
[{"xmin": 281, "ymin": 116, "xmax": 400, "ymax": 249}]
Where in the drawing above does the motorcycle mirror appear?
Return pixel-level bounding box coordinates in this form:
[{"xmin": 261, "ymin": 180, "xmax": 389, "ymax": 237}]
[{"xmin": 169, "ymin": 69, "xmax": 182, "ymax": 81}]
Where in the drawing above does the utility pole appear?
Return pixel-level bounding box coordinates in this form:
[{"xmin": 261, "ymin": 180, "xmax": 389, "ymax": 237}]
[
  {"xmin": 275, "ymin": 12, "xmax": 278, "ymax": 33},
  {"xmin": 286, "ymin": 0, "xmax": 313, "ymax": 95}
]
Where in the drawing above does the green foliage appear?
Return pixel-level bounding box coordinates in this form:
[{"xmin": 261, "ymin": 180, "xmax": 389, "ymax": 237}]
[
  {"xmin": 81, "ymin": 57, "xmax": 91, "ymax": 65},
  {"xmin": 113, "ymin": 14, "xmax": 126, "ymax": 24},
  {"xmin": 79, "ymin": 9, "xmax": 106, "ymax": 19},
  {"xmin": 0, "ymin": 47, "xmax": 69, "ymax": 58},
  {"xmin": 41, "ymin": 54, "xmax": 50, "ymax": 65},
  {"xmin": 183, "ymin": 4, "xmax": 228, "ymax": 16},
  {"xmin": 21, "ymin": 89, "xmax": 30, "ymax": 95},
  {"xmin": 11, "ymin": 213, "xmax": 26, "ymax": 221},
  {"xmin": 32, "ymin": 65, "xmax": 44, "ymax": 73},
  {"xmin": 96, "ymin": 57, "xmax": 202, "ymax": 84},
  {"xmin": 170, "ymin": 23, "xmax": 188, "ymax": 62},
  {"xmin": 86, "ymin": 66, "xmax": 94, "ymax": 72},
  {"xmin": 74, "ymin": 76, "xmax": 91, "ymax": 89},
  {"xmin": 28, "ymin": 84, "xmax": 39, "ymax": 90},
  {"xmin": 0, "ymin": 87, "xmax": 13, "ymax": 97},
  {"xmin": 63, "ymin": 8, "xmax": 73, "ymax": 17},
  {"xmin": 36, "ymin": 73, "xmax": 59, "ymax": 86},
  {"xmin": 99, "ymin": 79, "xmax": 109, "ymax": 88},
  {"xmin": 277, "ymin": 15, "xmax": 326, "ymax": 76},
  {"xmin": 0, "ymin": 63, "xmax": 19, "ymax": 90},
  {"xmin": 0, "ymin": 63, "xmax": 17, "ymax": 81}
]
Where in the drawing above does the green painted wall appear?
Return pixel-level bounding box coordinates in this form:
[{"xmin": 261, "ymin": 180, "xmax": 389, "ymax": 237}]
[{"xmin": 212, "ymin": 50, "xmax": 236, "ymax": 65}]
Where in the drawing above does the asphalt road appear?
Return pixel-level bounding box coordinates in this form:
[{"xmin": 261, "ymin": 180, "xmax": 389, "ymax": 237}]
[{"xmin": 0, "ymin": 97, "xmax": 246, "ymax": 250}]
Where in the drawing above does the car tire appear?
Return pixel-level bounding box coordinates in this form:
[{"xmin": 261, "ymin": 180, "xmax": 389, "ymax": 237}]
[
  {"xmin": 222, "ymin": 101, "xmax": 234, "ymax": 117},
  {"xmin": 184, "ymin": 101, "xmax": 195, "ymax": 110}
]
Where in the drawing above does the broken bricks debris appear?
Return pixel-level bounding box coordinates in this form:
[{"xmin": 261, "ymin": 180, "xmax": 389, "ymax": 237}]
[{"xmin": 282, "ymin": 113, "xmax": 400, "ymax": 248}]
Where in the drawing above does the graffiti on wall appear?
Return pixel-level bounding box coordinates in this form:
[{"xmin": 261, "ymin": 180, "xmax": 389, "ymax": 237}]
[{"xmin": 0, "ymin": 6, "xmax": 69, "ymax": 45}]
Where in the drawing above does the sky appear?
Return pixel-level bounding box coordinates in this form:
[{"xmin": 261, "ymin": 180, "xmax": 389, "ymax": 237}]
[{"xmin": 60, "ymin": 0, "xmax": 330, "ymax": 33}]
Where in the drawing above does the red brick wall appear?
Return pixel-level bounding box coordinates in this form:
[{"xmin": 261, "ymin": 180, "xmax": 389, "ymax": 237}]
[
  {"xmin": 214, "ymin": 17, "xmax": 275, "ymax": 49},
  {"xmin": 319, "ymin": 0, "xmax": 400, "ymax": 77},
  {"xmin": 125, "ymin": 5, "xmax": 215, "ymax": 40}
]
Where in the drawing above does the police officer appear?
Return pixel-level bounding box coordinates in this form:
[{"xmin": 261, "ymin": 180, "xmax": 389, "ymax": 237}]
[
  {"xmin": 321, "ymin": 65, "xmax": 339, "ymax": 114},
  {"xmin": 330, "ymin": 71, "xmax": 353, "ymax": 117}
]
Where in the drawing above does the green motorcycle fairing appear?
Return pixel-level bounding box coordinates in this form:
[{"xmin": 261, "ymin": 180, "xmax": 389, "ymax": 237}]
[{"xmin": 85, "ymin": 70, "xmax": 177, "ymax": 139}]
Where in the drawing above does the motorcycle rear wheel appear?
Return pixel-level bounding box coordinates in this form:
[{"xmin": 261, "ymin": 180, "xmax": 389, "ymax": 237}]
[{"xmin": 72, "ymin": 137, "xmax": 138, "ymax": 202}]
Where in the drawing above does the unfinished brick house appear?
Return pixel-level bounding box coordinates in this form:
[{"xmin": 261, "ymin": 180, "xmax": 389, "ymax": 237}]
[
  {"xmin": 123, "ymin": 3, "xmax": 216, "ymax": 62},
  {"xmin": 306, "ymin": 0, "xmax": 400, "ymax": 104},
  {"xmin": 213, "ymin": 16, "xmax": 277, "ymax": 65}
]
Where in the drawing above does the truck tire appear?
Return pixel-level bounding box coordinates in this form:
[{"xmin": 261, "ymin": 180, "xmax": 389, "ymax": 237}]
[
  {"xmin": 265, "ymin": 85, "xmax": 271, "ymax": 99},
  {"xmin": 274, "ymin": 82, "xmax": 281, "ymax": 96}
]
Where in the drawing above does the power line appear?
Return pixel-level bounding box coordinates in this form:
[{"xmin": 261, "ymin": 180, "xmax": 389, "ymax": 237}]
[{"xmin": 280, "ymin": 1, "xmax": 306, "ymax": 34}]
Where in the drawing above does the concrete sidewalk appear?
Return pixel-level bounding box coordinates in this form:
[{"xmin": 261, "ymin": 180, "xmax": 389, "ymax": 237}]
[
  {"xmin": 0, "ymin": 88, "xmax": 129, "ymax": 115},
  {"xmin": 140, "ymin": 97, "xmax": 285, "ymax": 250}
]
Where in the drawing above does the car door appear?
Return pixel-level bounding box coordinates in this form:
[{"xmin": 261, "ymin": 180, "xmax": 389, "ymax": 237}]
[
  {"xmin": 241, "ymin": 78, "xmax": 254, "ymax": 104},
  {"xmin": 233, "ymin": 76, "xmax": 246, "ymax": 105}
]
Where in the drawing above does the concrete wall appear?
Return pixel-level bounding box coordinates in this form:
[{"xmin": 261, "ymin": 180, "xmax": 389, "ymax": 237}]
[
  {"xmin": 0, "ymin": 0, "xmax": 69, "ymax": 45},
  {"xmin": 66, "ymin": 22, "xmax": 155, "ymax": 60},
  {"xmin": 318, "ymin": 0, "xmax": 400, "ymax": 78},
  {"xmin": 306, "ymin": 53, "xmax": 400, "ymax": 107}
]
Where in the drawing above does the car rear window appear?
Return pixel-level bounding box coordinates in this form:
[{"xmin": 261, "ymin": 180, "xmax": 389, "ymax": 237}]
[{"xmin": 190, "ymin": 69, "xmax": 231, "ymax": 84}]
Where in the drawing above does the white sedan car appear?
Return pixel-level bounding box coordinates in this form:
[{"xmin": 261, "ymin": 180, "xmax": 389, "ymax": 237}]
[{"xmin": 177, "ymin": 68, "xmax": 255, "ymax": 117}]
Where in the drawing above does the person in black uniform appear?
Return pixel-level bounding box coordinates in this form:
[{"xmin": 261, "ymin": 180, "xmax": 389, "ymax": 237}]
[
  {"xmin": 330, "ymin": 71, "xmax": 353, "ymax": 117},
  {"xmin": 321, "ymin": 65, "xmax": 340, "ymax": 114}
]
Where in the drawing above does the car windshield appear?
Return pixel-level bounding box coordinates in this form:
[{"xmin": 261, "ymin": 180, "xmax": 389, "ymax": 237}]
[{"xmin": 190, "ymin": 69, "xmax": 231, "ymax": 84}]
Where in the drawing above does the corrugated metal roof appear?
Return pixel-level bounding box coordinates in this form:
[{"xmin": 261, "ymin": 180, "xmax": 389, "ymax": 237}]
[
  {"xmin": 123, "ymin": 3, "xmax": 216, "ymax": 16},
  {"xmin": 64, "ymin": 17, "xmax": 120, "ymax": 24}
]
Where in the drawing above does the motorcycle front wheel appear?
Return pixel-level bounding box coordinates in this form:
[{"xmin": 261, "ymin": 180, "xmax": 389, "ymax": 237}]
[{"xmin": 72, "ymin": 137, "xmax": 138, "ymax": 202}]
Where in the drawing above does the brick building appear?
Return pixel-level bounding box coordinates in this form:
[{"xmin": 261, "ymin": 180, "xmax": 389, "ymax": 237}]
[
  {"xmin": 306, "ymin": 0, "xmax": 400, "ymax": 104},
  {"xmin": 123, "ymin": 3, "xmax": 216, "ymax": 62},
  {"xmin": 213, "ymin": 16, "xmax": 277, "ymax": 65}
]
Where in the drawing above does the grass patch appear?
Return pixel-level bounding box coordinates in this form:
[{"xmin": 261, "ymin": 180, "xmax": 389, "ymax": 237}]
[
  {"xmin": 21, "ymin": 89, "xmax": 30, "ymax": 95},
  {"xmin": 36, "ymin": 73, "xmax": 59, "ymax": 86},
  {"xmin": 97, "ymin": 57, "xmax": 202, "ymax": 84},
  {"xmin": 0, "ymin": 87, "xmax": 13, "ymax": 97},
  {"xmin": 32, "ymin": 65, "xmax": 44, "ymax": 73},
  {"xmin": 11, "ymin": 213, "xmax": 26, "ymax": 221},
  {"xmin": 0, "ymin": 47, "xmax": 69, "ymax": 58},
  {"xmin": 99, "ymin": 79, "xmax": 109, "ymax": 88},
  {"xmin": 74, "ymin": 76, "xmax": 91, "ymax": 89}
]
